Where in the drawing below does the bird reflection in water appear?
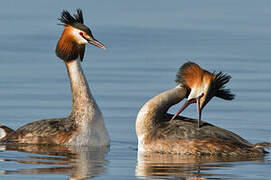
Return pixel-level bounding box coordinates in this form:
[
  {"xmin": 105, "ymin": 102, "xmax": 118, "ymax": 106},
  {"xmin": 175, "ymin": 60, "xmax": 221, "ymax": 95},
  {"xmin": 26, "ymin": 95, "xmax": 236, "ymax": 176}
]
[
  {"xmin": 136, "ymin": 151, "xmax": 265, "ymax": 180},
  {"xmin": 0, "ymin": 144, "xmax": 109, "ymax": 180}
]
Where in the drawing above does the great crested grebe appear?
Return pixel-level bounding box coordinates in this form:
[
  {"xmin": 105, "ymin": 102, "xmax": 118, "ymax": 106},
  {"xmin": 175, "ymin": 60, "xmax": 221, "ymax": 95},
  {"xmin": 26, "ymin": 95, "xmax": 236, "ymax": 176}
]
[
  {"xmin": 136, "ymin": 62, "xmax": 270, "ymax": 156},
  {"xmin": 0, "ymin": 9, "xmax": 110, "ymax": 146},
  {"xmin": 171, "ymin": 62, "xmax": 235, "ymax": 128}
]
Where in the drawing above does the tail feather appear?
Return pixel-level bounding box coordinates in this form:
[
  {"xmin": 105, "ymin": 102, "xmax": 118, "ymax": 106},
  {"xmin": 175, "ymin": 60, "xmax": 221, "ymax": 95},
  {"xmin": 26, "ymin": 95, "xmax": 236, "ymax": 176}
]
[
  {"xmin": 0, "ymin": 125, "xmax": 15, "ymax": 142},
  {"xmin": 253, "ymin": 142, "xmax": 271, "ymax": 152}
]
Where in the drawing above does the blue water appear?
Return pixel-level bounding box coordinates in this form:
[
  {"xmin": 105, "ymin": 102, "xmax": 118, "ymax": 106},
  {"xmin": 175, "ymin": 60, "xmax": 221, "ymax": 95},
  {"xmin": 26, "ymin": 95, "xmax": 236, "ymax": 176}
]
[{"xmin": 0, "ymin": 0, "xmax": 271, "ymax": 179}]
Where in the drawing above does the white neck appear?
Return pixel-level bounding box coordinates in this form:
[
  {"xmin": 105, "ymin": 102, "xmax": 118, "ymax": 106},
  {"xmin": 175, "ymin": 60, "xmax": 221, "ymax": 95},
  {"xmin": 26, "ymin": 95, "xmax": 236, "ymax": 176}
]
[
  {"xmin": 65, "ymin": 59, "xmax": 109, "ymax": 146},
  {"xmin": 66, "ymin": 59, "xmax": 100, "ymax": 120},
  {"xmin": 136, "ymin": 86, "xmax": 187, "ymax": 137}
]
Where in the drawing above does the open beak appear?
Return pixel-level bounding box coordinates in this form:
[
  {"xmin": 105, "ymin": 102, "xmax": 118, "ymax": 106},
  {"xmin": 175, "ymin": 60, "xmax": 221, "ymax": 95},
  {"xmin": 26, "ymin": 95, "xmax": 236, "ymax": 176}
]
[
  {"xmin": 171, "ymin": 93, "xmax": 204, "ymax": 128},
  {"xmin": 88, "ymin": 38, "xmax": 107, "ymax": 50}
]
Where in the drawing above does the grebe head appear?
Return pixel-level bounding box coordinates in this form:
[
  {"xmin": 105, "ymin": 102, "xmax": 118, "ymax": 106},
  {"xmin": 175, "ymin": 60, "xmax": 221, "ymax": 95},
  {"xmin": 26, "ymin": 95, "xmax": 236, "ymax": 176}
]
[
  {"xmin": 56, "ymin": 9, "xmax": 106, "ymax": 62},
  {"xmin": 172, "ymin": 62, "xmax": 235, "ymax": 122}
]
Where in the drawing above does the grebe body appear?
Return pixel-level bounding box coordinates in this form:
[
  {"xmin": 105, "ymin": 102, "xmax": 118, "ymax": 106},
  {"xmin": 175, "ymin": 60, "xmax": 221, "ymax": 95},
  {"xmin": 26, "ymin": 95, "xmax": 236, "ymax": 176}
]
[
  {"xmin": 136, "ymin": 62, "xmax": 270, "ymax": 156},
  {"xmin": 0, "ymin": 9, "xmax": 109, "ymax": 146}
]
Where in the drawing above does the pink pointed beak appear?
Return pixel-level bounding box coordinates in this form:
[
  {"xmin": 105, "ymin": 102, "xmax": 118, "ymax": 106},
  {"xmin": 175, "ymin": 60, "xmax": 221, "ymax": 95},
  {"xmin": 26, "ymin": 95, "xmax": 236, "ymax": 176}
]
[
  {"xmin": 88, "ymin": 39, "xmax": 107, "ymax": 50},
  {"xmin": 171, "ymin": 93, "xmax": 204, "ymax": 128},
  {"xmin": 171, "ymin": 98, "xmax": 196, "ymax": 121}
]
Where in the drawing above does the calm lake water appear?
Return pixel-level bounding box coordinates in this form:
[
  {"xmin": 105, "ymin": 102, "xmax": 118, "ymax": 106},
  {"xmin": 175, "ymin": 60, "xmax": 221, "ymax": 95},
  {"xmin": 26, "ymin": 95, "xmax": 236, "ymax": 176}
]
[{"xmin": 0, "ymin": 0, "xmax": 271, "ymax": 179}]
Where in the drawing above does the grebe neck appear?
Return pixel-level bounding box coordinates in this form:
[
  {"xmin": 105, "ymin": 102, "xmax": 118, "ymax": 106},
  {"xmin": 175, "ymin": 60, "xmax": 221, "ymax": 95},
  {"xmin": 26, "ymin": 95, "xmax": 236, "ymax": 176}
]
[
  {"xmin": 136, "ymin": 86, "xmax": 187, "ymax": 136},
  {"xmin": 65, "ymin": 59, "xmax": 101, "ymax": 122}
]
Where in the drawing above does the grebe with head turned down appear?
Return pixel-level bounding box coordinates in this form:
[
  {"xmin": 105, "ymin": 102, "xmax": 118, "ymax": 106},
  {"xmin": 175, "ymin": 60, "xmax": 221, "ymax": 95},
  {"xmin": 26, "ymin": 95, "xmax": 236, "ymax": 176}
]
[
  {"xmin": 171, "ymin": 62, "xmax": 235, "ymax": 128},
  {"xmin": 136, "ymin": 61, "xmax": 270, "ymax": 156},
  {"xmin": 0, "ymin": 9, "xmax": 110, "ymax": 146}
]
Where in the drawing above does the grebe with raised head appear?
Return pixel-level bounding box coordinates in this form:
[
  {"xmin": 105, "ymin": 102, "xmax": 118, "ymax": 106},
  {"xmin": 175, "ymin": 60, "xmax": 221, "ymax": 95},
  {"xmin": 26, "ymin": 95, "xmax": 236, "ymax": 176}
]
[
  {"xmin": 136, "ymin": 61, "xmax": 270, "ymax": 156},
  {"xmin": 0, "ymin": 9, "xmax": 110, "ymax": 146}
]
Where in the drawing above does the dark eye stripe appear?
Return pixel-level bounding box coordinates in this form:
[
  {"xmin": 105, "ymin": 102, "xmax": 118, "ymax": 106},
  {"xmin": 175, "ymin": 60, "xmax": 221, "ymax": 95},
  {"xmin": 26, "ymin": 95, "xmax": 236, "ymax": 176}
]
[{"xmin": 79, "ymin": 32, "xmax": 90, "ymax": 42}]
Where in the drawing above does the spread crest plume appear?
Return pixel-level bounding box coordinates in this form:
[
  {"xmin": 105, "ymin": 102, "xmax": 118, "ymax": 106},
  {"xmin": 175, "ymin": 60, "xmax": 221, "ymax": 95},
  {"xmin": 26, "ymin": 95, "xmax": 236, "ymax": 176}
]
[
  {"xmin": 175, "ymin": 61, "xmax": 235, "ymax": 100},
  {"xmin": 58, "ymin": 9, "xmax": 84, "ymax": 26},
  {"xmin": 213, "ymin": 72, "xmax": 235, "ymax": 100}
]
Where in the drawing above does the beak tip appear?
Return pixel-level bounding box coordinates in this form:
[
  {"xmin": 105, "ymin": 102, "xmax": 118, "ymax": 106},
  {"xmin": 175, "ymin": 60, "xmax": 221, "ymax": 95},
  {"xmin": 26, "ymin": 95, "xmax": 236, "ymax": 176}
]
[{"xmin": 88, "ymin": 39, "xmax": 107, "ymax": 50}]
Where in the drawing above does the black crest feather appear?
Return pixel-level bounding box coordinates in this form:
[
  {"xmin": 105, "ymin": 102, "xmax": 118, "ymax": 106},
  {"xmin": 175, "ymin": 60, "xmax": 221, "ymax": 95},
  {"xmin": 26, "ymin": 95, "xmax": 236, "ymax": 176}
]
[
  {"xmin": 213, "ymin": 72, "xmax": 235, "ymax": 100},
  {"xmin": 58, "ymin": 9, "xmax": 92, "ymax": 36},
  {"xmin": 59, "ymin": 9, "xmax": 84, "ymax": 26}
]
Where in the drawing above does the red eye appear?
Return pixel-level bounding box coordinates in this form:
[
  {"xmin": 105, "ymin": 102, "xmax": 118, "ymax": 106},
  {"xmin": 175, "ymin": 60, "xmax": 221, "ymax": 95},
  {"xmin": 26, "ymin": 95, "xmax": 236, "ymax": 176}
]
[{"xmin": 79, "ymin": 32, "xmax": 83, "ymax": 36}]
